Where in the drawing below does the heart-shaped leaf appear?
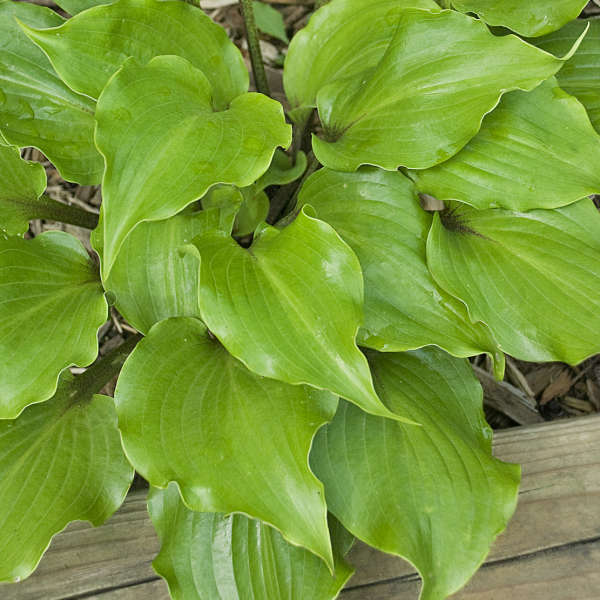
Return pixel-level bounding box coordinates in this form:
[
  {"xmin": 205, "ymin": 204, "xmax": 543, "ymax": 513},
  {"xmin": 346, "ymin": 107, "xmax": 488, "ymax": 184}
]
[
  {"xmin": 148, "ymin": 484, "xmax": 355, "ymax": 600},
  {"xmin": 0, "ymin": 231, "xmax": 107, "ymax": 418},
  {"xmin": 104, "ymin": 208, "xmax": 239, "ymax": 334},
  {"xmin": 91, "ymin": 55, "xmax": 291, "ymax": 278},
  {"xmin": 298, "ymin": 167, "xmax": 505, "ymax": 378},
  {"xmin": 412, "ymin": 78, "xmax": 600, "ymax": 211},
  {"xmin": 311, "ymin": 348, "xmax": 520, "ymax": 600},
  {"xmin": 0, "ymin": 0, "xmax": 103, "ymax": 184},
  {"xmin": 451, "ymin": 0, "xmax": 588, "ymax": 37},
  {"xmin": 427, "ymin": 199, "xmax": 600, "ymax": 364},
  {"xmin": 20, "ymin": 0, "xmax": 248, "ymax": 110},
  {"xmin": 0, "ymin": 141, "xmax": 47, "ymax": 236},
  {"xmin": 0, "ymin": 371, "xmax": 134, "ymax": 582},
  {"xmin": 303, "ymin": 8, "xmax": 581, "ymax": 171},
  {"xmin": 284, "ymin": 0, "xmax": 439, "ymax": 115},
  {"xmin": 115, "ymin": 317, "xmax": 337, "ymax": 568},
  {"xmin": 534, "ymin": 19, "xmax": 600, "ymax": 133},
  {"xmin": 193, "ymin": 207, "xmax": 408, "ymax": 421}
]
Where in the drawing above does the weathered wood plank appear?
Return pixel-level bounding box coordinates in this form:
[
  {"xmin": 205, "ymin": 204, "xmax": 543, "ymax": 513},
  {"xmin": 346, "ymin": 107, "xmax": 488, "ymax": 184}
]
[{"xmin": 2, "ymin": 415, "xmax": 599, "ymax": 599}]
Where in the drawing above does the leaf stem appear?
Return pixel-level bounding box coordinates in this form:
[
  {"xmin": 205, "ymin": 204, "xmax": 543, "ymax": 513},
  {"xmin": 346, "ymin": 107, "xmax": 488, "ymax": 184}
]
[
  {"xmin": 37, "ymin": 193, "xmax": 99, "ymax": 229},
  {"xmin": 72, "ymin": 334, "xmax": 142, "ymax": 397},
  {"xmin": 239, "ymin": 0, "xmax": 271, "ymax": 97}
]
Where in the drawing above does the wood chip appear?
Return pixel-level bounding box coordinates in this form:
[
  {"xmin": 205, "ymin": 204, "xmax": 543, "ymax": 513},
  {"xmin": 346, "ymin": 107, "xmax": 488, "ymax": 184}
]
[{"xmin": 540, "ymin": 368, "xmax": 574, "ymax": 405}]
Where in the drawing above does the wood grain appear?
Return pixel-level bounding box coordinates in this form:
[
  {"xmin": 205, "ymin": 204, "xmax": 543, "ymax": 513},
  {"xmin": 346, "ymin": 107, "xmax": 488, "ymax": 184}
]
[{"xmin": 2, "ymin": 415, "xmax": 598, "ymax": 599}]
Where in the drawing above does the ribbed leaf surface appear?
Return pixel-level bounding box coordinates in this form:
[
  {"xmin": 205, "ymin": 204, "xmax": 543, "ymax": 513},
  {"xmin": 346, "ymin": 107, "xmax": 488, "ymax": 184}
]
[
  {"xmin": 0, "ymin": 373, "xmax": 133, "ymax": 582},
  {"xmin": 0, "ymin": 232, "xmax": 107, "ymax": 418},
  {"xmin": 148, "ymin": 484, "xmax": 355, "ymax": 600},
  {"xmin": 115, "ymin": 317, "xmax": 337, "ymax": 568},
  {"xmin": 298, "ymin": 167, "xmax": 504, "ymax": 377},
  {"xmin": 311, "ymin": 348, "xmax": 519, "ymax": 600},
  {"xmin": 427, "ymin": 200, "xmax": 600, "ymax": 363}
]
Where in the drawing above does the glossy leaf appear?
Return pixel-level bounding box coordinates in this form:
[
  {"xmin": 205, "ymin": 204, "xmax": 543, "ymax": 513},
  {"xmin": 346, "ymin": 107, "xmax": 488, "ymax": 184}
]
[
  {"xmin": 427, "ymin": 200, "xmax": 600, "ymax": 364},
  {"xmin": 115, "ymin": 317, "xmax": 337, "ymax": 568},
  {"xmin": 0, "ymin": 232, "xmax": 107, "ymax": 418},
  {"xmin": 104, "ymin": 208, "xmax": 238, "ymax": 334},
  {"xmin": 452, "ymin": 0, "xmax": 588, "ymax": 37},
  {"xmin": 284, "ymin": 0, "xmax": 439, "ymax": 114},
  {"xmin": 193, "ymin": 207, "xmax": 408, "ymax": 422},
  {"xmin": 148, "ymin": 484, "xmax": 355, "ymax": 600},
  {"xmin": 236, "ymin": 191, "xmax": 270, "ymax": 237},
  {"xmin": 21, "ymin": 0, "xmax": 248, "ymax": 110},
  {"xmin": 310, "ymin": 8, "xmax": 580, "ymax": 171},
  {"xmin": 0, "ymin": 141, "xmax": 47, "ymax": 236},
  {"xmin": 256, "ymin": 149, "xmax": 308, "ymax": 190},
  {"xmin": 412, "ymin": 78, "xmax": 600, "ymax": 211},
  {"xmin": 0, "ymin": 372, "xmax": 133, "ymax": 582},
  {"xmin": 534, "ymin": 18, "xmax": 600, "ymax": 132},
  {"xmin": 253, "ymin": 0, "xmax": 289, "ymax": 43},
  {"xmin": 311, "ymin": 348, "xmax": 520, "ymax": 600},
  {"xmin": 92, "ymin": 55, "xmax": 291, "ymax": 278},
  {"xmin": 0, "ymin": 0, "xmax": 103, "ymax": 184},
  {"xmin": 299, "ymin": 167, "xmax": 505, "ymax": 377}
]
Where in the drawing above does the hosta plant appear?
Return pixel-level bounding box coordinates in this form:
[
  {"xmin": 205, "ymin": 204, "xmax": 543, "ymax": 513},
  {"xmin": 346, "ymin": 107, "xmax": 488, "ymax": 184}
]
[{"xmin": 1, "ymin": 0, "xmax": 599, "ymax": 598}]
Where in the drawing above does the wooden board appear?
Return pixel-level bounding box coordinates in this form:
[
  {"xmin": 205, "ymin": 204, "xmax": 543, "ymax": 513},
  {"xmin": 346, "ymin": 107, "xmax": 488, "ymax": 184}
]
[{"xmin": 2, "ymin": 415, "xmax": 599, "ymax": 600}]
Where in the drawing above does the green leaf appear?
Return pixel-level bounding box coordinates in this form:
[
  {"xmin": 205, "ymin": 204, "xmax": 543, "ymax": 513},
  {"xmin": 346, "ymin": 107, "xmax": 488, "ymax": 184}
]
[
  {"xmin": 115, "ymin": 317, "xmax": 337, "ymax": 568},
  {"xmin": 104, "ymin": 212, "xmax": 208, "ymax": 334},
  {"xmin": 148, "ymin": 484, "xmax": 355, "ymax": 600},
  {"xmin": 253, "ymin": 0, "xmax": 289, "ymax": 43},
  {"xmin": 451, "ymin": 0, "xmax": 587, "ymax": 37},
  {"xmin": 20, "ymin": 0, "xmax": 248, "ymax": 109},
  {"xmin": 236, "ymin": 190, "xmax": 270, "ymax": 237},
  {"xmin": 305, "ymin": 8, "xmax": 581, "ymax": 171},
  {"xmin": 193, "ymin": 207, "xmax": 409, "ymax": 422},
  {"xmin": 54, "ymin": 0, "xmax": 112, "ymax": 15},
  {"xmin": 0, "ymin": 0, "xmax": 103, "ymax": 184},
  {"xmin": 0, "ymin": 372, "xmax": 134, "ymax": 582},
  {"xmin": 311, "ymin": 348, "xmax": 520, "ymax": 600},
  {"xmin": 412, "ymin": 78, "xmax": 600, "ymax": 211},
  {"xmin": 298, "ymin": 167, "xmax": 505, "ymax": 378},
  {"xmin": 284, "ymin": 0, "xmax": 439, "ymax": 114},
  {"xmin": 0, "ymin": 231, "xmax": 107, "ymax": 418},
  {"xmin": 427, "ymin": 200, "xmax": 600, "ymax": 364},
  {"xmin": 234, "ymin": 149, "xmax": 308, "ymax": 236},
  {"xmin": 534, "ymin": 18, "xmax": 600, "ymax": 133},
  {"xmin": 91, "ymin": 55, "xmax": 291, "ymax": 278},
  {"xmin": 0, "ymin": 141, "xmax": 47, "ymax": 236},
  {"xmin": 256, "ymin": 149, "xmax": 308, "ymax": 190}
]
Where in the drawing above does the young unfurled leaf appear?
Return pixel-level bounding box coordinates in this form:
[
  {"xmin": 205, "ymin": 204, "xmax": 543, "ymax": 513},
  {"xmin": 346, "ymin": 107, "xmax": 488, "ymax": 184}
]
[
  {"xmin": 427, "ymin": 199, "xmax": 600, "ymax": 364},
  {"xmin": 0, "ymin": 0, "xmax": 103, "ymax": 184},
  {"xmin": 92, "ymin": 55, "xmax": 291, "ymax": 278},
  {"xmin": 412, "ymin": 78, "xmax": 600, "ymax": 211},
  {"xmin": 0, "ymin": 372, "xmax": 134, "ymax": 582},
  {"xmin": 148, "ymin": 484, "xmax": 355, "ymax": 600},
  {"xmin": 0, "ymin": 232, "xmax": 107, "ymax": 419},
  {"xmin": 534, "ymin": 19, "xmax": 600, "ymax": 133},
  {"xmin": 311, "ymin": 348, "xmax": 519, "ymax": 600},
  {"xmin": 299, "ymin": 167, "xmax": 505, "ymax": 378},
  {"xmin": 253, "ymin": 0, "xmax": 289, "ymax": 43},
  {"xmin": 451, "ymin": 0, "xmax": 588, "ymax": 37},
  {"xmin": 104, "ymin": 208, "xmax": 239, "ymax": 334},
  {"xmin": 284, "ymin": 0, "xmax": 439, "ymax": 114},
  {"xmin": 308, "ymin": 8, "xmax": 581, "ymax": 171},
  {"xmin": 0, "ymin": 141, "xmax": 47, "ymax": 236},
  {"xmin": 20, "ymin": 0, "xmax": 248, "ymax": 109},
  {"xmin": 115, "ymin": 318, "xmax": 337, "ymax": 568},
  {"xmin": 193, "ymin": 207, "xmax": 410, "ymax": 422}
]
